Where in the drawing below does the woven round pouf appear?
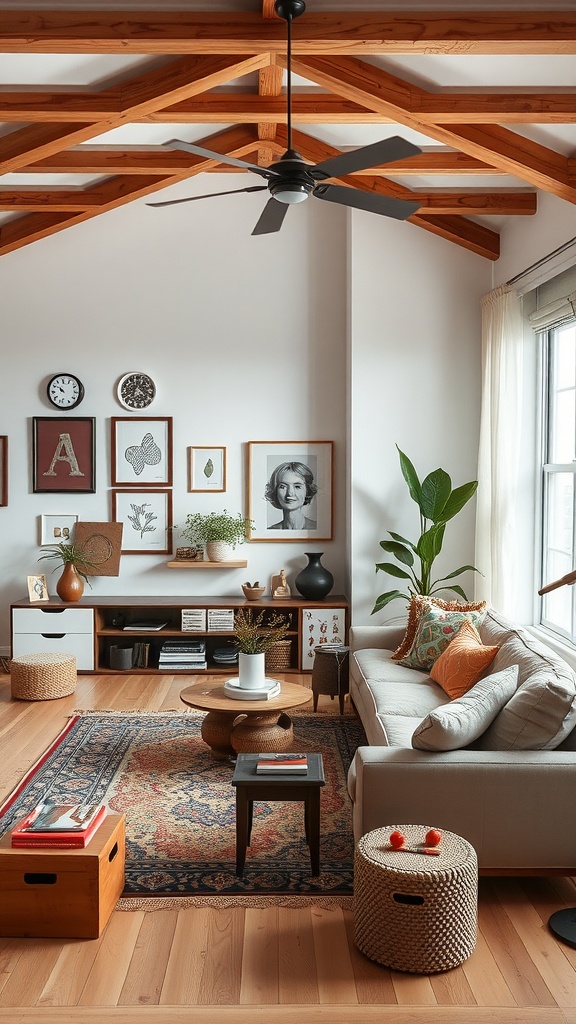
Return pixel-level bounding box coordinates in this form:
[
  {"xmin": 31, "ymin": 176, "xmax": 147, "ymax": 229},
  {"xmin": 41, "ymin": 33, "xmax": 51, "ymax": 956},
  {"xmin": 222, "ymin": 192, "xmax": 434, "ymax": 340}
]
[
  {"xmin": 11, "ymin": 652, "xmax": 77, "ymax": 701},
  {"xmin": 354, "ymin": 825, "xmax": 478, "ymax": 973}
]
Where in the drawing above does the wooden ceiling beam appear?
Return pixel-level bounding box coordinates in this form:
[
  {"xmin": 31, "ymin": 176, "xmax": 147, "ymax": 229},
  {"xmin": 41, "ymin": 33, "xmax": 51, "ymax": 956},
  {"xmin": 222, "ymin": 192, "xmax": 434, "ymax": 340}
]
[
  {"xmin": 22, "ymin": 146, "xmax": 500, "ymax": 176},
  {"xmin": 2, "ymin": 11, "xmax": 576, "ymax": 56},
  {"xmin": 293, "ymin": 55, "xmax": 576, "ymax": 203},
  {"xmin": 0, "ymin": 54, "xmax": 269, "ymax": 174}
]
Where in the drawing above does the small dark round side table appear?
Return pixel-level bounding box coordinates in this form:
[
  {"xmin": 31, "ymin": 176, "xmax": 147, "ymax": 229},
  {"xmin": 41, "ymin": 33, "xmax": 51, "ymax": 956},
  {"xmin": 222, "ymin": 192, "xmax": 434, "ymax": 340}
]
[{"xmin": 311, "ymin": 644, "xmax": 350, "ymax": 714}]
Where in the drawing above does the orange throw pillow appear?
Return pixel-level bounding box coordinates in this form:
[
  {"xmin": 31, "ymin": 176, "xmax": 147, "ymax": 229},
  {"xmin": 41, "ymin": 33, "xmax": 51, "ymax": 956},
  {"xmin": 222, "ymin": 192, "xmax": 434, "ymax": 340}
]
[{"xmin": 430, "ymin": 619, "xmax": 499, "ymax": 700}]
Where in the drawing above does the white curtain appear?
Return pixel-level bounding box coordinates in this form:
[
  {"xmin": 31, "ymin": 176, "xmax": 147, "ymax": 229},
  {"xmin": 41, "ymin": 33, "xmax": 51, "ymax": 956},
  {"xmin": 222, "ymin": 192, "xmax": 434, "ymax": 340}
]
[{"xmin": 474, "ymin": 284, "xmax": 524, "ymax": 614}]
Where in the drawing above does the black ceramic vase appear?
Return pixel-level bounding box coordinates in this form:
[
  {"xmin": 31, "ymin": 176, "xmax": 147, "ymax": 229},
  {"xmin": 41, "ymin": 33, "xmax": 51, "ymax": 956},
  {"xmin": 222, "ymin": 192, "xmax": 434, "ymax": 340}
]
[{"xmin": 295, "ymin": 552, "xmax": 334, "ymax": 600}]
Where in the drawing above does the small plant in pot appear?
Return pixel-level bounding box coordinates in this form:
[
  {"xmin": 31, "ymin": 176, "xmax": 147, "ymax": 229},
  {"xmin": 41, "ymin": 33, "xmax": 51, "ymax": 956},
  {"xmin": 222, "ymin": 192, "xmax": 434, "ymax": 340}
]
[
  {"xmin": 38, "ymin": 541, "xmax": 97, "ymax": 602},
  {"xmin": 180, "ymin": 510, "xmax": 253, "ymax": 562},
  {"xmin": 233, "ymin": 608, "xmax": 291, "ymax": 689}
]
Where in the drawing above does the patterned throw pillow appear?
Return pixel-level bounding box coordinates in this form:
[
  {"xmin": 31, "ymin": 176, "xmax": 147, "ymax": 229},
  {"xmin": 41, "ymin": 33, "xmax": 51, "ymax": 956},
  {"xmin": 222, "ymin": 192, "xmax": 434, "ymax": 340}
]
[
  {"xmin": 430, "ymin": 619, "xmax": 499, "ymax": 699},
  {"xmin": 398, "ymin": 599, "xmax": 488, "ymax": 672},
  {"xmin": 393, "ymin": 596, "xmax": 487, "ymax": 665}
]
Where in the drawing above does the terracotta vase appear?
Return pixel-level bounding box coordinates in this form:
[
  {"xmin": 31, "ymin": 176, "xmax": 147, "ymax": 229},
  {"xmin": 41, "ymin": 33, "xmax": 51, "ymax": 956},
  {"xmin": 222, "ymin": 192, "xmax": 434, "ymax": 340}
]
[{"xmin": 56, "ymin": 563, "xmax": 85, "ymax": 603}]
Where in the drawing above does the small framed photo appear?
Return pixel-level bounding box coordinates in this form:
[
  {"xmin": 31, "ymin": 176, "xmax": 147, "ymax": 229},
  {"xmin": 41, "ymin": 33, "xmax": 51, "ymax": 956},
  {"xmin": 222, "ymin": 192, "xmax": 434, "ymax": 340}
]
[
  {"xmin": 33, "ymin": 418, "xmax": 95, "ymax": 494},
  {"xmin": 112, "ymin": 489, "xmax": 173, "ymax": 555},
  {"xmin": 247, "ymin": 440, "xmax": 333, "ymax": 541},
  {"xmin": 188, "ymin": 446, "xmax": 226, "ymax": 492},
  {"xmin": 0, "ymin": 436, "xmax": 7, "ymax": 506},
  {"xmin": 27, "ymin": 574, "xmax": 49, "ymax": 602},
  {"xmin": 111, "ymin": 417, "xmax": 173, "ymax": 487},
  {"xmin": 40, "ymin": 514, "xmax": 78, "ymax": 546}
]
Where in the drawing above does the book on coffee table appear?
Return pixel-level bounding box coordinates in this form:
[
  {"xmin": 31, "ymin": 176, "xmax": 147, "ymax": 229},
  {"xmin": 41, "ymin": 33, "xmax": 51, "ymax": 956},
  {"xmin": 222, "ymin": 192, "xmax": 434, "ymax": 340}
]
[{"xmin": 256, "ymin": 753, "xmax": 308, "ymax": 773}]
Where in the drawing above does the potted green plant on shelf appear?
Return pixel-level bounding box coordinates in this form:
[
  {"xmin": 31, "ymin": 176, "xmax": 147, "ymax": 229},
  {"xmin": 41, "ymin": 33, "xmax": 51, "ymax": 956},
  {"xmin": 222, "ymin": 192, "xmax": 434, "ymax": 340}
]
[
  {"xmin": 372, "ymin": 446, "xmax": 480, "ymax": 614},
  {"xmin": 233, "ymin": 608, "xmax": 291, "ymax": 689},
  {"xmin": 38, "ymin": 541, "xmax": 98, "ymax": 603},
  {"xmin": 180, "ymin": 510, "xmax": 253, "ymax": 562}
]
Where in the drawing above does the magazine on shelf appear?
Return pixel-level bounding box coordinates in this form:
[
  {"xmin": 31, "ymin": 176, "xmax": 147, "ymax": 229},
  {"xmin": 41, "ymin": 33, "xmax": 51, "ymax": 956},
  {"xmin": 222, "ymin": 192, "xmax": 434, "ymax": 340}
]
[
  {"xmin": 11, "ymin": 803, "xmax": 107, "ymax": 848},
  {"xmin": 124, "ymin": 621, "xmax": 169, "ymax": 631}
]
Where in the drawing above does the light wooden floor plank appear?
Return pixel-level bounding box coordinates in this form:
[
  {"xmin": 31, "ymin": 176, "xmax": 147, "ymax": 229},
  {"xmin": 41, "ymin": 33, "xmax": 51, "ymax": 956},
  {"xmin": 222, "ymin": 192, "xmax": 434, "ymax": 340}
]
[
  {"xmin": 312, "ymin": 904, "xmax": 358, "ymax": 1004},
  {"xmin": 118, "ymin": 910, "xmax": 179, "ymax": 1006},
  {"xmin": 36, "ymin": 938, "xmax": 105, "ymax": 1007},
  {"xmin": 77, "ymin": 911, "xmax": 144, "ymax": 1006},
  {"xmin": 0, "ymin": 939, "xmax": 64, "ymax": 1007},
  {"xmin": 239, "ymin": 907, "xmax": 279, "ymax": 1004},
  {"xmin": 159, "ymin": 907, "xmax": 211, "ymax": 1005},
  {"xmin": 278, "ymin": 905, "xmax": 319, "ymax": 1004},
  {"xmin": 342, "ymin": 908, "xmax": 398, "ymax": 1004},
  {"xmin": 197, "ymin": 907, "xmax": 245, "ymax": 1004}
]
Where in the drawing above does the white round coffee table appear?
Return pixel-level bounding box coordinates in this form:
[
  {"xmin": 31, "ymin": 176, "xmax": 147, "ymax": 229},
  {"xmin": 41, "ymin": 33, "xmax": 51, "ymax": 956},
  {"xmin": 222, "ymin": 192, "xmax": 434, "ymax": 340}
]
[{"xmin": 180, "ymin": 679, "xmax": 312, "ymax": 759}]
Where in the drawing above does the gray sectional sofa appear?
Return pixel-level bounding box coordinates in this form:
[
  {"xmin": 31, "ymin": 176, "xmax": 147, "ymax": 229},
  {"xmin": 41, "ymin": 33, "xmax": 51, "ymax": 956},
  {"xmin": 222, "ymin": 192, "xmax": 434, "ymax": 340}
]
[{"xmin": 347, "ymin": 608, "xmax": 576, "ymax": 872}]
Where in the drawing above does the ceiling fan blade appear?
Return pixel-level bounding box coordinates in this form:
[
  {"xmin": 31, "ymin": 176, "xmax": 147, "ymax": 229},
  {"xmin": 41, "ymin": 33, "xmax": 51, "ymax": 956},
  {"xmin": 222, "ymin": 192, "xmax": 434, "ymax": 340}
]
[
  {"xmin": 147, "ymin": 185, "xmax": 267, "ymax": 208},
  {"xmin": 165, "ymin": 139, "xmax": 277, "ymax": 179},
  {"xmin": 252, "ymin": 198, "xmax": 290, "ymax": 236},
  {"xmin": 311, "ymin": 137, "xmax": 422, "ymax": 180},
  {"xmin": 313, "ymin": 183, "xmax": 420, "ymax": 221}
]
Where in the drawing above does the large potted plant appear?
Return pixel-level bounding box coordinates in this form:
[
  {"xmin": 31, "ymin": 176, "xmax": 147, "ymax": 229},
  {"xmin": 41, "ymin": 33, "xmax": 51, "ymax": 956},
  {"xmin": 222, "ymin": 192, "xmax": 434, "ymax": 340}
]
[
  {"xmin": 372, "ymin": 446, "xmax": 479, "ymax": 614},
  {"xmin": 181, "ymin": 510, "xmax": 253, "ymax": 562},
  {"xmin": 38, "ymin": 541, "xmax": 97, "ymax": 602},
  {"xmin": 233, "ymin": 608, "xmax": 291, "ymax": 688}
]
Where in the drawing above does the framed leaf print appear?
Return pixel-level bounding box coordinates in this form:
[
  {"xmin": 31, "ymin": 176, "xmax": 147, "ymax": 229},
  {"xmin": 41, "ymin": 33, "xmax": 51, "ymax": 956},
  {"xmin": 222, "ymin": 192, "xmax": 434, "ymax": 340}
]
[{"xmin": 188, "ymin": 446, "xmax": 226, "ymax": 492}]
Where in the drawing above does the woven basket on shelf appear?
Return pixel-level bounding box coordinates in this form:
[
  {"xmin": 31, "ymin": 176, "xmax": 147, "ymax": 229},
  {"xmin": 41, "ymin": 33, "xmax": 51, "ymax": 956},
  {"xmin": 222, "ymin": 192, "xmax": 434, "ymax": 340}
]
[{"xmin": 265, "ymin": 640, "xmax": 293, "ymax": 673}]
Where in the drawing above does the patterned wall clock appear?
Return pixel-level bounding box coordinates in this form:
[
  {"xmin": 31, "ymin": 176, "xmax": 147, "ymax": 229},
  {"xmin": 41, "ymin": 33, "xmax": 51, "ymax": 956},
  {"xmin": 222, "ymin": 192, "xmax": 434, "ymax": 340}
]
[
  {"xmin": 116, "ymin": 372, "xmax": 156, "ymax": 410},
  {"xmin": 47, "ymin": 372, "xmax": 84, "ymax": 409}
]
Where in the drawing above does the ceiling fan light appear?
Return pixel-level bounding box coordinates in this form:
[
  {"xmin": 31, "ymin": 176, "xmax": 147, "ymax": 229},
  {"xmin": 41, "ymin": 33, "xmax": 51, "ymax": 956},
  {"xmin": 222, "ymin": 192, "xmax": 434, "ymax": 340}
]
[
  {"xmin": 274, "ymin": 188, "xmax": 309, "ymax": 205},
  {"xmin": 269, "ymin": 177, "xmax": 313, "ymax": 205}
]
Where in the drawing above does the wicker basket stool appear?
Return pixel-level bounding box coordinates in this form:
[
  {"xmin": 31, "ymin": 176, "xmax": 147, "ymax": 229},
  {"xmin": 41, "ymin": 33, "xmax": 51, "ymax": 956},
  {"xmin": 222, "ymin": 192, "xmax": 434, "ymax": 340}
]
[
  {"xmin": 354, "ymin": 824, "xmax": 477, "ymax": 973},
  {"xmin": 311, "ymin": 644, "xmax": 350, "ymax": 714},
  {"xmin": 11, "ymin": 652, "xmax": 77, "ymax": 701}
]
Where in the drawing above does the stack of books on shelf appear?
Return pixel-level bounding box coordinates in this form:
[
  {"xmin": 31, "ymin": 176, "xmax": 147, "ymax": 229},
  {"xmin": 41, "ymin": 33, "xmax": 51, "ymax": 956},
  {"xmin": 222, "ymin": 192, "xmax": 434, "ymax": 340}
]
[
  {"xmin": 255, "ymin": 753, "xmax": 309, "ymax": 774},
  {"xmin": 11, "ymin": 801, "xmax": 107, "ymax": 848},
  {"xmin": 213, "ymin": 645, "xmax": 238, "ymax": 667},
  {"xmin": 181, "ymin": 609, "xmax": 207, "ymax": 632},
  {"xmin": 207, "ymin": 608, "xmax": 235, "ymax": 632},
  {"xmin": 133, "ymin": 641, "xmax": 150, "ymax": 668},
  {"xmin": 124, "ymin": 619, "xmax": 169, "ymax": 632},
  {"xmin": 158, "ymin": 639, "xmax": 207, "ymax": 670}
]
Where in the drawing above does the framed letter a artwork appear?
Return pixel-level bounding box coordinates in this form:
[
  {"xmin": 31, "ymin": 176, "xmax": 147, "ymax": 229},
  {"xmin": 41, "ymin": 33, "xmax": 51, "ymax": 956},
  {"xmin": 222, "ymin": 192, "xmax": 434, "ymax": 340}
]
[{"xmin": 33, "ymin": 418, "xmax": 96, "ymax": 493}]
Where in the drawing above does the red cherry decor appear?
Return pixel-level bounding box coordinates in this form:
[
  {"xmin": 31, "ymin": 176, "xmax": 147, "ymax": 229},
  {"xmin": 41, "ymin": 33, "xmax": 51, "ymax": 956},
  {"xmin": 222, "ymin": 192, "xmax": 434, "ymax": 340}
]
[
  {"xmin": 425, "ymin": 828, "xmax": 442, "ymax": 847},
  {"xmin": 389, "ymin": 830, "xmax": 406, "ymax": 849}
]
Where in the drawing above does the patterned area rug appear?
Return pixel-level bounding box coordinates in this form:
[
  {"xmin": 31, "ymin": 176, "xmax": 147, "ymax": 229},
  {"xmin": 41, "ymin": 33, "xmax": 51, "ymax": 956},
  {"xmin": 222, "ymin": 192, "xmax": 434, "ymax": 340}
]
[{"xmin": 0, "ymin": 711, "xmax": 365, "ymax": 899}]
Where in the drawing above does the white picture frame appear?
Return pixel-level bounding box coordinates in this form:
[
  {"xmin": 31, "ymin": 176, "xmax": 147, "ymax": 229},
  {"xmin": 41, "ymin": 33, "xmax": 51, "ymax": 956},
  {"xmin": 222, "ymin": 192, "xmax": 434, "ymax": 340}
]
[
  {"xmin": 247, "ymin": 440, "xmax": 333, "ymax": 541},
  {"xmin": 188, "ymin": 446, "xmax": 226, "ymax": 492},
  {"xmin": 39, "ymin": 514, "xmax": 78, "ymax": 546},
  {"xmin": 301, "ymin": 607, "xmax": 346, "ymax": 669}
]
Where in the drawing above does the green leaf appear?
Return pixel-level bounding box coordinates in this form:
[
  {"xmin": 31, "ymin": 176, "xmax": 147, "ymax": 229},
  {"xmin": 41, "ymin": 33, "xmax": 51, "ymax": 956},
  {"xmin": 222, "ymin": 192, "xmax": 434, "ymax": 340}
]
[
  {"xmin": 420, "ymin": 468, "xmax": 452, "ymax": 522},
  {"xmin": 371, "ymin": 590, "xmax": 409, "ymax": 615},
  {"xmin": 436, "ymin": 564, "xmax": 480, "ymax": 582},
  {"xmin": 388, "ymin": 530, "xmax": 418, "ymax": 553},
  {"xmin": 375, "ymin": 562, "xmax": 412, "ymax": 580},
  {"xmin": 430, "ymin": 583, "xmax": 469, "ymax": 601},
  {"xmin": 397, "ymin": 447, "xmax": 422, "ymax": 507},
  {"xmin": 438, "ymin": 480, "xmax": 478, "ymax": 522},
  {"xmin": 416, "ymin": 523, "xmax": 445, "ymax": 564},
  {"xmin": 379, "ymin": 540, "xmax": 414, "ymax": 566}
]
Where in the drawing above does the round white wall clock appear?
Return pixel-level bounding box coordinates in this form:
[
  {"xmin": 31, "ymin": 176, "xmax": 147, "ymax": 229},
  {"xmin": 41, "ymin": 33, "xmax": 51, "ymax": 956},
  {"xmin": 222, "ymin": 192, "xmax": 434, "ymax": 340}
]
[
  {"xmin": 47, "ymin": 373, "xmax": 85, "ymax": 409},
  {"xmin": 116, "ymin": 372, "xmax": 156, "ymax": 410}
]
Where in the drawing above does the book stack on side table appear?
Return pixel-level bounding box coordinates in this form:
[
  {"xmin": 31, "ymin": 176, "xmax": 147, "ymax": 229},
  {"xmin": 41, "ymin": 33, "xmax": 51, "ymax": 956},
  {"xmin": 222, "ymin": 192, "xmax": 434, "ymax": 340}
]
[
  {"xmin": 256, "ymin": 753, "xmax": 308, "ymax": 774},
  {"xmin": 158, "ymin": 638, "xmax": 207, "ymax": 670},
  {"xmin": 11, "ymin": 802, "xmax": 107, "ymax": 848}
]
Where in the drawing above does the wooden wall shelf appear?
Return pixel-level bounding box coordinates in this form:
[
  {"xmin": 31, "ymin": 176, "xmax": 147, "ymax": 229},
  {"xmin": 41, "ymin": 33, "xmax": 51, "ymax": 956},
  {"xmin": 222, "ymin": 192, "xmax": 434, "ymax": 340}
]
[{"xmin": 166, "ymin": 560, "xmax": 247, "ymax": 569}]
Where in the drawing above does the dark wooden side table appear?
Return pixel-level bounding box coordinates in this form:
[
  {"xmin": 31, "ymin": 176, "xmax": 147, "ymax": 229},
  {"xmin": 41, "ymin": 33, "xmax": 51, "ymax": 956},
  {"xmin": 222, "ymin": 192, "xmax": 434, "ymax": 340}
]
[{"xmin": 231, "ymin": 753, "xmax": 325, "ymax": 876}]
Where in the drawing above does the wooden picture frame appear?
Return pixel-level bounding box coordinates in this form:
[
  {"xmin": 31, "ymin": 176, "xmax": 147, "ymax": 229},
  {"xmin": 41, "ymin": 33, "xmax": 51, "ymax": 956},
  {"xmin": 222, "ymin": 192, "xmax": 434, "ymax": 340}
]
[
  {"xmin": 111, "ymin": 417, "xmax": 173, "ymax": 487},
  {"xmin": 0, "ymin": 436, "xmax": 7, "ymax": 506},
  {"xmin": 247, "ymin": 440, "xmax": 333, "ymax": 541},
  {"xmin": 33, "ymin": 418, "xmax": 96, "ymax": 494},
  {"xmin": 188, "ymin": 446, "xmax": 226, "ymax": 492},
  {"xmin": 112, "ymin": 489, "xmax": 172, "ymax": 555}
]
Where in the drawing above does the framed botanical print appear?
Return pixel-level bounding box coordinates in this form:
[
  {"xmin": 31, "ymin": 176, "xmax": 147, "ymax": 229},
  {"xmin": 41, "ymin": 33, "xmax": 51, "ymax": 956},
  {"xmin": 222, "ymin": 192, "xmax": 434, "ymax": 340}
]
[
  {"xmin": 112, "ymin": 489, "xmax": 172, "ymax": 555},
  {"xmin": 247, "ymin": 440, "xmax": 333, "ymax": 541},
  {"xmin": 188, "ymin": 446, "xmax": 226, "ymax": 492},
  {"xmin": 111, "ymin": 417, "xmax": 173, "ymax": 487},
  {"xmin": 33, "ymin": 418, "xmax": 95, "ymax": 494}
]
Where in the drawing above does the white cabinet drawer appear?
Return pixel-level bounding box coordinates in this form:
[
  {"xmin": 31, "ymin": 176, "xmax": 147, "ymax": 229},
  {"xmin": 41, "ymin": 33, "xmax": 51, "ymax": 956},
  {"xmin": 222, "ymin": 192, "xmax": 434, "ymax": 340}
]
[
  {"xmin": 12, "ymin": 632, "xmax": 94, "ymax": 671},
  {"xmin": 12, "ymin": 607, "xmax": 94, "ymax": 633}
]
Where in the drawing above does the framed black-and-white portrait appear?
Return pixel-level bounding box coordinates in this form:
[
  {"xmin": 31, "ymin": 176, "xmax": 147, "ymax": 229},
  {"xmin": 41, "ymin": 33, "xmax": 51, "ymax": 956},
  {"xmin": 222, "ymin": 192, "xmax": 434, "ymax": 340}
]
[
  {"xmin": 111, "ymin": 417, "xmax": 172, "ymax": 487},
  {"xmin": 247, "ymin": 440, "xmax": 333, "ymax": 541},
  {"xmin": 112, "ymin": 489, "xmax": 172, "ymax": 555}
]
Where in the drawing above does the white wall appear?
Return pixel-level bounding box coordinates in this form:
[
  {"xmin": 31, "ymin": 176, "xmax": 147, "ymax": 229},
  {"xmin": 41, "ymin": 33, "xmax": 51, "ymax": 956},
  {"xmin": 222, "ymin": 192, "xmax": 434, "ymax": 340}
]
[
  {"xmin": 0, "ymin": 176, "xmax": 348, "ymax": 650},
  {"xmin": 348, "ymin": 214, "xmax": 492, "ymax": 623}
]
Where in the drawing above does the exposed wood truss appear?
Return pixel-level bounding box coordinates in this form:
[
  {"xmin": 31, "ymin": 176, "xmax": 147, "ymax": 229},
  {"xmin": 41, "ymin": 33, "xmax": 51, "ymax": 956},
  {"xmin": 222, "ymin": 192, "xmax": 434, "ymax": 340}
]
[{"xmin": 1, "ymin": 8, "xmax": 575, "ymax": 259}]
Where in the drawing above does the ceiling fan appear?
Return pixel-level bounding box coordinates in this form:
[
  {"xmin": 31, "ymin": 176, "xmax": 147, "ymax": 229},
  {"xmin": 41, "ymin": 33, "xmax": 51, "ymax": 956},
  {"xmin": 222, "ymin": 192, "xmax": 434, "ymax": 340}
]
[{"xmin": 147, "ymin": 0, "xmax": 422, "ymax": 234}]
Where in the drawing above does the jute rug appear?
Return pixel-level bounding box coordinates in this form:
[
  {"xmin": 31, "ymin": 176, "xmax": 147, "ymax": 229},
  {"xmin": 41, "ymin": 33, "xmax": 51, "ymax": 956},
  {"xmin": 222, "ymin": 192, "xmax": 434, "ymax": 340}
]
[{"xmin": 0, "ymin": 711, "xmax": 365, "ymax": 907}]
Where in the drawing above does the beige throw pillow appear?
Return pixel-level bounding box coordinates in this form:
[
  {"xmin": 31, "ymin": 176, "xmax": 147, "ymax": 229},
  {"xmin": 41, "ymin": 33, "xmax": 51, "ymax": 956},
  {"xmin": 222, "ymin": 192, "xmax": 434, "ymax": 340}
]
[
  {"xmin": 412, "ymin": 664, "xmax": 519, "ymax": 752},
  {"xmin": 479, "ymin": 669, "xmax": 576, "ymax": 750}
]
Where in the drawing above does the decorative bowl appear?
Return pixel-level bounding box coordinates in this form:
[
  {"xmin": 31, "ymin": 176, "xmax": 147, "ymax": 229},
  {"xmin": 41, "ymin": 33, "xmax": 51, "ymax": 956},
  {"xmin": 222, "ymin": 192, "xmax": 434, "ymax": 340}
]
[{"xmin": 242, "ymin": 585, "xmax": 265, "ymax": 601}]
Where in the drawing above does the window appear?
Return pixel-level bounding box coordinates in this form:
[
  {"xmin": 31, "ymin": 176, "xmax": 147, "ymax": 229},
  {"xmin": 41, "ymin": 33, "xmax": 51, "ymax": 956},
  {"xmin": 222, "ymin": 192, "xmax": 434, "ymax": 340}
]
[{"xmin": 540, "ymin": 319, "xmax": 576, "ymax": 642}]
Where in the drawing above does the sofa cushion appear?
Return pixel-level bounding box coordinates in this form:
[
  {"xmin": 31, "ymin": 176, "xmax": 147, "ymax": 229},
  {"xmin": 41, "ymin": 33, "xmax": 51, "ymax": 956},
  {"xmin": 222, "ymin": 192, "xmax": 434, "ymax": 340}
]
[
  {"xmin": 398, "ymin": 601, "xmax": 488, "ymax": 671},
  {"xmin": 412, "ymin": 664, "xmax": 519, "ymax": 751},
  {"xmin": 430, "ymin": 619, "xmax": 499, "ymax": 699},
  {"xmin": 479, "ymin": 670, "xmax": 576, "ymax": 750},
  {"xmin": 393, "ymin": 595, "xmax": 488, "ymax": 663}
]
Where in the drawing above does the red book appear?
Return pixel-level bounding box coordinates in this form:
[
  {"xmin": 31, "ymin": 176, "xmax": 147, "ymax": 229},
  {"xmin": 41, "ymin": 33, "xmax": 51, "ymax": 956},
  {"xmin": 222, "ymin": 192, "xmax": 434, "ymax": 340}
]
[{"xmin": 11, "ymin": 805, "xmax": 107, "ymax": 848}]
